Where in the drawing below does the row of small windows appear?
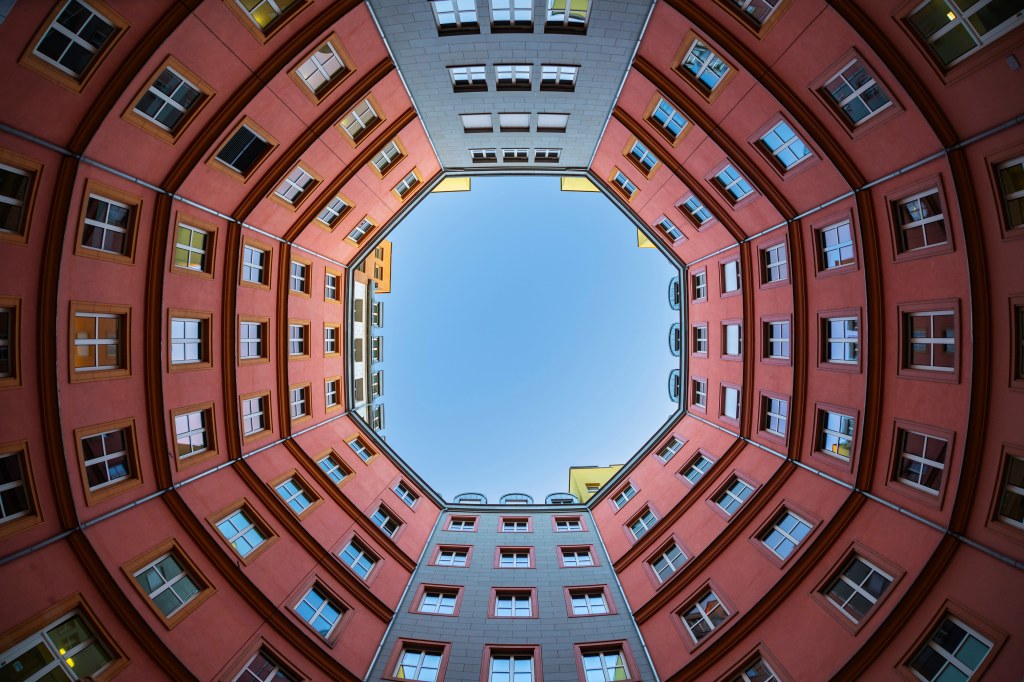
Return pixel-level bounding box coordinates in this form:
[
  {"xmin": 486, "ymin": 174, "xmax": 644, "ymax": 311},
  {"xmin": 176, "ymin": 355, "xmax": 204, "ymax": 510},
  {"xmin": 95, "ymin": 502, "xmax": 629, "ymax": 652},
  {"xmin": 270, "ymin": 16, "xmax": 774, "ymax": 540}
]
[
  {"xmin": 412, "ymin": 584, "xmax": 612, "ymax": 617},
  {"xmin": 429, "ymin": 544, "xmax": 599, "ymax": 568},
  {"xmin": 461, "ymin": 112, "xmax": 569, "ymax": 133},
  {"xmin": 449, "ymin": 63, "xmax": 579, "ymax": 92},
  {"xmin": 470, "ymin": 148, "xmax": 561, "ymax": 164},
  {"xmin": 445, "ymin": 515, "xmax": 585, "ymax": 532},
  {"xmin": 430, "ymin": 0, "xmax": 591, "ymax": 34}
]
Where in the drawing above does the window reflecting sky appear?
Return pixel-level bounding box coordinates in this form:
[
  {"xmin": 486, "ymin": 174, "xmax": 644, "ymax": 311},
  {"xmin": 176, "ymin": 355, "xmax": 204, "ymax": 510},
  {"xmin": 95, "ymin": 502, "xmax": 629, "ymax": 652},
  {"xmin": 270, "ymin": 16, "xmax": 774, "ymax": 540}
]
[{"xmin": 382, "ymin": 176, "xmax": 678, "ymax": 501}]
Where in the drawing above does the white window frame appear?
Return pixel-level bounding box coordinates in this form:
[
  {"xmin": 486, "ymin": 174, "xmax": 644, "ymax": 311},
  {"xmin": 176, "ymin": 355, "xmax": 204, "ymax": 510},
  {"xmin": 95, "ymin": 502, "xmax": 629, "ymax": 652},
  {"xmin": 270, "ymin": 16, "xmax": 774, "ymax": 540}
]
[
  {"xmin": 241, "ymin": 244, "xmax": 267, "ymax": 283},
  {"xmin": 541, "ymin": 64, "xmax": 578, "ymax": 88},
  {"xmin": 317, "ymin": 196, "xmax": 350, "ymax": 227},
  {"xmin": 716, "ymin": 478, "xmax": 753, "ymax": 515},
  {"xmin": 275, "ymin": 166, "xmax": 315, "ymax": 205},
  {"xmin": 766, "ymin": 320, "xmax": 789, "ymax": 359},
  {"xmin": 371, "ymin": 141, "xmax": 402, "ymax": 174},
  {"xmin": 652, "ymin": 543, "xmax": 686, "ymax": 582},
  {"xmin": 495, "ymin": 64, "xmax": 531, "ymax": 87},
  {"xmin": 760, "ymin": 510, "xmax": 811, "ymax": 560},
  {"xmin": 347, "ymin": 218, "xmax": 374, "ymax": 243},
  {"xmin": 431, "ymin": 0, "xmax": 478, "ymax": 30},
  {"xmin": 492, "ymin": 0, "xmax": 532, "ymax": 25},
  {"xmin": 133, "ymin": 553, "xmax": 199, "ymax": 618},
  {"xmin": 906, "ymin": 310, "xmax": 956, "ymax": 371},
  {"xmin": 722, "ymin": 386, "xmax": 740, "ymax": 420},
  {"xmin": 681, "ymin": 39, "xmax": 730, "ymax": 91},
  {"xmin": 494, "ymin": 592, "xmax": 532, "ymax": 617},
  {"xmin": 289, "ymin": 261, "xmax": 308, "ymax": 293},
  {"xmin": 629, "ymin": 140, "xmax": 659, "ymax": 171},
  {"xmin": 760, "ymin": 120, "xmax": 811, "ymax": 170},
  {"xmin": 683, "ymin": 454, "xmax": 713, "ymax": 485},
  {"xmin": 348, "ymin": 438, "xmax": 373, "ymax": 462},
  {"xmin": 657, "ymin": 438, "xmax": 683, "ymax": 463},
  {"xmin": 394, "ymin": 171, "xmax": 420, "ymax": 197},
  {"xmin": 295, "ymin": 585, "xmax": 344, "ymax": 639},
  {"xmin": 498, "ymin": 550, "xmax": 531, "ymax": 568},
  {"xmin": 371, "ymin": 506, "xmax": 400, "ymax": 537},
  {"xmin": 82, "ymin": 194, "xmax": 131, "ymax": 255},
  {"xmin": 823, "ymin": 59, "xmax": 892, "ymax": 126},
  {"xmin": 824, "ymin": 316, "xmax": 858, "ymax": 364},
  {"xmin": 289, "ymin": 386, "xmax": 308, "ymax": 420},
  {"xmin": 681, "ymin": 590, "xmax": 729, "ymax": 643},
  {"xmin": 340, "ymin": 99, "xmax": 379, "ymax": 141},
  {"xmin": 612, "ymin": 484, "xmax": 636, "ymax": 509},
  {"xmin": 823, "ymin": 555, "xmax": 893, "ymax": 623},
  {"xmin": 613, "ymin": 171, "xmax": 637, "ymax": 197},
  {"xmin": 561, "ymin": 548, "xmax": 593, "ymax": 566},
  {"xmin": 172, "ymin": 409, "xmax": 211, "ymax": 460},
  {"xmin": 73, "ymin": 311, "xmax": 121, "ymax": 371},
  {"xmin": 630, "ymin": 510, "xmax": 657, "ymax": 539},
  {"xmin": 909, "ymin": 616, "xmax": 992, "ymax": 681},
  {"xmin": 819, "ymin": 410, "xmax": 855, "ymax": 461},
  {"xmin": 693, "ymin": 325, "xmax": 708, "ymax": 354},
  {"xmin": 682, "ymin": 196, "xmax": 713, "ymax": 225},
  {"xmin": 216, "ymin": 508, "xmax": 266, "ymax": 557},
  {"xmin": 0, "ymin": 452, "xmax": 31, "ymax": 523},
  {"xmin": 239, "ymin": 321, "xmax": 263, "ymax": 360},
  {"xmin": 545, "ymin": 0, "xmax": 589, "ymax": 29},
  {"xmin": 534, "ymin": 148, "xmax": 560, "ymax": 162},
  {"xmin": 241, "ymin": 396, "xmax": 266, "ymax": 436},
  {"xmin": 763, "ymin": 243, "xmax": 788, "ymax": 283},
  {"xmin": 134, "ymin": 66, "xmax": 202, "ymax": 132},
  {"xmin": 33, "ymin": 0, "xmax": 115, "ymax": 78},
  {"xmin": 81, "ymin": 427, "xmax": 130, "ymax": 490},
  {"xmin": 715, "ymin": 165, "xmax": 754, "ymax": 202},
  {"xmin": 436, "ymin": 548, "xmax": 468, "ymax": 566},
  {"xmin": 894, "ymin": 188, "xmax": 947, "ymax": 252},
  {"xmin": 419, "ymin": 590, "xmax": 458, "ymax": 614},
  {"xmin": 318, "ymin": 454, "xmax": 347, "ymax": 484},
  {"xmin": 895, "ymin": 429, "xmax": 947, "ymax": 494},
  {"xmin": 296, "ymin": 40, "xmax": 346, "ymax": 93},
  {"xmin": 907, "ymin": 0, "xmax": 1024, "ymax": 67},
  {"xmin": 340, "ymin": 540, "xmax": 376, "ymax": 578},
  {"xmin": 818, "ymin": 221, "xmax": 855, "ymax": 270},
  {"xmin": 570, "ymin": 590, "xmax": 608, "ymax": 615},
  {"xmin": 763, "ymin": 396, "xmax": 788, "ymax": 437}
]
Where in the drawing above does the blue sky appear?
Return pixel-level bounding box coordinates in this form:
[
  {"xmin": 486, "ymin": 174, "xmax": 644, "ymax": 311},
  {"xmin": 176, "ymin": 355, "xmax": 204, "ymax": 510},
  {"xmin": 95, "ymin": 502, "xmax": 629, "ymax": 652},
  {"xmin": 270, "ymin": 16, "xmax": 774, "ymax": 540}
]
[{"xmin": 379, "ymin": 176, "xmax": 679, "ymax": 502}]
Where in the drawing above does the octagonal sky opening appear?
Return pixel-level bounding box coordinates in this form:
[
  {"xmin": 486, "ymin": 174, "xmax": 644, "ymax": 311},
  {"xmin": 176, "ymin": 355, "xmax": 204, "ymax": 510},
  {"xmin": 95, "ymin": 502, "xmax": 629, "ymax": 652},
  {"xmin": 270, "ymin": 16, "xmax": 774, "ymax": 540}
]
[{"xmin": 359, "ymin": 175, "xmax": 681, "ymax": 502}]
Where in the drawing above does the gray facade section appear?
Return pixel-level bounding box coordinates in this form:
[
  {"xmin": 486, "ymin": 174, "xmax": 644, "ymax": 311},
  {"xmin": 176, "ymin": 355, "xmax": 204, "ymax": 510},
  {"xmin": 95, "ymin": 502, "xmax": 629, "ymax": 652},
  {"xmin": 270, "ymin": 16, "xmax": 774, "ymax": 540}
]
[
  {"xmin": 366, "ymin": 507, "xmax": 656, "ymax": 681},
  {"xmin": 366, "ymin": 0, "xmax": 652, "ymax": 170}
]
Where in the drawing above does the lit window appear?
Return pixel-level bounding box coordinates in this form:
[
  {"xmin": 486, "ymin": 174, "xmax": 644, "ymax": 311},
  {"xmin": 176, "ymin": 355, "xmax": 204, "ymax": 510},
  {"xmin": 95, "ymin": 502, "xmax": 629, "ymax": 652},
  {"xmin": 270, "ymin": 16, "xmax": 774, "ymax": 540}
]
[
  {"xmin": 489, "ymin": 653, "xmax": 535, "ymax": 682},
  {"xmin": 325, "ymin": 378, "xmax": 340, "ymax": 408},
  {"xmin": 561, "ymin": 547, "xmax": 593, "ymax": 566},
  {"xmin": 546, "ymin": 0, "xmax": 589, "ymax": 30},
  {"xmin": 762, "ymin": 396, "xmax": 788, "ymax": 437},
  {"xmin": 570, "ymin": 589, "xmax": 609, "ymax": 615},
  {"xmin": 32, "ymin": 0, "xmax": 117, "ymax": 79},
  {"xmin": 288, "ymin": 323, "xmax": 308, "ymax": 356},
  {"xmin": 241, "ymin": 244, "xmax": 269, "ymax": 284},
  {"xmin": 612, "ymin": 171, "xmax": 637, "ymax": 199},
  {"xmin": 629, "ymin": 509, "xmax": 657, "ymax": 540},
  {"xmin": 241, "ymin": 395, "xmax": 268, "ymax": 436},
  {"xmin": 431, "ymin": 0, "xmax": 479, "ymax": 31},
  {"xmin": 765, "ymin": 320, "xmax": 790, "ymax": 359},
  {"xmin": 289, "ymin": 385, "xmax": 309, "ymax": 421},
  {"xmin": 496, "ymin": 64, "xmax": 531, "ymax": 88},
  {"xmin": 239, "ymin": 321, "xmax": 265, "ymax": 360},
  {"xmin": 495, "ymin": 592, "xmax": 533, "ymax": 617},
  {"xmin": 762, "ymin": 243, "xmax": 788, "ymax": 283},
  {"xmin": 693, "ymin": 325, "xmax": 708, "ymax": 354},
  {"xmin": 216, "ymin": 507, "xmax": 267, "ymax": 558},
  {"xmin": 652, "ymin": 543, "xmax": 687, "ymax": 582},
  {"xmin": 715, "ymin": 478, "xmax": 753, "ymax": 516},
  {"xmin": 133, "ymin": 552, "xmax": 201, "ymax": 618},
  {"xmin": 419, "ymin": 590, "xmax": 457, "ymax": 615},
  {"xmin": 535, "ymin": 148, "xmax": 561, "ymax": 163},
  {"xmin": 395, "ymin": 482, "xmax": 419, "ymax": 507},
  {"xmin": 537, "ymin": 112, "xmax": 569, "ymax": 131},
  {"xmin": 657, "ymin": 438, "xmax": 683, "ymax": 463},
  {"xmin": 905, "ymin": 310, "xmax": 956, "ymax": 372},
  {"xmin": 692, "ymin": 378, "xmax": 707, "ymax": 409},
  {"xmin": 339, "ymin": 539, "xmax": 376, "ymax": 579},
  {"xmin": 234, "ymin": 0, "xmax": 300, "ymax": 31},
  {"xmin": 759, "ymin": 510, "xmax": 811, "ymax": 560},
  {"xmin": 722, "ymin": 386, "xmax": 740, "ymax": 421},
  {"xmin": 722, "ymin": 260, "xmax": 741, "ymax": 293},
  {"xmin": 503, "ymin": 148, "xmax": 529, "ymax": 162},
  {"xmin": 216, "ymin": 124, "xmax": 272, "ymax": 177},
  {"xmin": 908, "ymin": 616, "xmax": 992, "ymax": 681},
  {"xmin": 237, "ymin": 649, "xmax": 300, "ymax": 682},
  {"xmin": 894, "ymin": 188, "xmax": 947, "ymax": 252},
  {"xmin": 371, "ymin": 140, "xmax": 403, "ymax": 175},
  {"xmin": 462, "ymin": 113, "xmax": 493, "ymax": 132},
  {"xmin": 822, "ymin": 555, "xmax": 892, "ymax": 623},
  {"xmin": 274, "ymin": 166, "xmax": 317, "ymax": 206},
  {"xmin": 727, "ymin": 0, "xmax": 782, "ymax": 27},
  {"xmin": 295, "ymin": 40, "xmax": 347, "ymax": 95},
  {"xmin": 760, "ymin": 121, "xmax": 811, "ymax": 170},
  {"xmin": 295, "ymin": 585, "xmax": 344, "ymax": 639},
  {"xmin": 317, "ymin": 196, "xmax": 351, "ymax": 228},
  {"xmin": 318, "ymin": 454, "xmax": 348, "ymax": 484},
  {"xmin": 681, "ymin": 195, "xmax": 714, "ymax": 227},
  {"xmin": 449, "ymin": 65, "xmax": 486, "ymax": 90},
  {"xmin": 819, "ymin": 410, "xmax": 855, "ymax": 461},
  {"xmin": 997, "ymin": 455, "xmax": 1024, "ymax": 529},
  {"xmin": 173, "ymin": 223, "xmax": 210, "ymax": 273},
  {"xmin": 0, "ymin": 163, "xmax": 35, "ymax": 237},
  {"xmin": 907, "ymin": 0, "xmax": 1023, "ymax": 67},
  {"xmin": 822, "ymin": 59, "xmax": 891, "ymax": 127},
  {"xmin": 275, "ymin": 477, "xmax": 313, "ymax": 515},
  {"xmin": 180, "ymin": 398, "xmax": 221, "ymax": 459},
  {"xmin": 996, "ymin": 156, "xmax": 1024, "ymax": 231},
  {"xmin": 714, "ymin": 165, "xmax": 754, "ymax": 203},
  {"xmin": 436, "ymin": 547, "xmax": 468, "ymax": 566},
  {"xmin": 724, "ymin": 323, "xmax": 741, "ymax": 357},
  {"xmin": 81, "ymin": 194, "xmax": 132, "ymax": 256},
  {"xmin": 682, "ymin": 454, "xmax": 713, "ymax": 485},
  {"xmin": 73, "ymin": 310, "xmax": 124, "ymax": 373},
  {"xmin": 681, "ymin": 590, "xmax": 729, "ymax": 642},
  {"xmin": 541, "ymin": 64, "xmax": 578, "ymax": 89},
  {"xmin": 492, "ymin": 0, "xmax": 532, "ymax": 27},
  {"xmin": 650, "ymin": 97, "xmax": 688, "ymax": 141},
  {"xmin": 471, "ymin": 148, "xmax": 498, "ymax": 163},
  {"xmin": 612, "ymin": 484, "xmax": 636, "ymax": 509},
  {"xmin": 503, "ymin": 518, "xmax": 529, "ymax": 532},
  {"xmin": 346, "ymin": 217, "xmax": 374, "ymax": 243},
  {"xmin": 823, "ymin": 316, "xmax": 858, "ymax": 364},
  {"xmin": 818, "ymin": 221, "xmax": 855, "ymax": 270},
  {"xmin": 498, "ymin": 549, "xmax": 531, "ymax": 568},
  {"xmin": 895, "ymin": 428, "xmax": 948, "ymax": 494},
  {"xmin": 348, "ymin": 438, "xmax": 373, "ymax": 462},
  {"xmin": 680, "ymin": 39, "xmax": 731, "ymax": 93},
  {"xmin": 499, "ymin": 112, "xmax": 530, "ymax": 131},
  {"xmin": 340, "ymin": 99, "xmax": 380, "ymax": 142},
  {"xmin": 133, "ymin": 66, "xmax": 203, "ymax": 133},
  {"xmin": 394, "ymin": 171, "xmax": 420, "ymax": 198},
  {"xmin": 629, "ymin": 141, "xmax": 659, "ymax": 172}
]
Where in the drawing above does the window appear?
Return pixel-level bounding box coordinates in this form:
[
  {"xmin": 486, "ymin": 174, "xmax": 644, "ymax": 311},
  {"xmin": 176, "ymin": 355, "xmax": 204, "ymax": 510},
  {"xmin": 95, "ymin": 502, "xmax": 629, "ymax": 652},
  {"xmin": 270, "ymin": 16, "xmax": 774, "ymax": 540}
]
[
  {"xmin": 730, "ymin": 657, "xmax": 781, "ymax": 682},
  {"xmin": 471, "ymin": 148, "xmax": 498, "ymax": 163},
  {"xmin": 823, "ymin": 316, "xmax": 859, "ymax": 365},
  {"xmin": 727, "ymin": 0, "xmax": 783, "ymax": 28},
  {"xmin": 496, "ymin": 64, "xmax": 531, "ymax": 89},
  {"xmin": 561, "ymin": 547, "xmax": 594, "ymax": 566},
  {"xmin": 693, "ymin": 325, "xmax": 708, "ymax": 354},
  {"xmin": 348, "ymin": 437, "xmax": 374, "ymax": 463},
  {"xmin": 462, "ymin": 113, "xmax": 493, "ymax": 132},
  {"xmin": 78, "ymin": 422, "xmax": 137, "ymax": 498},
  {"xmin": 390, "ymin": 482, "xmax": 417, "ymax": 508},
  {"xmin": 371, "ymin": 505, "xmax": 401, "ymax": 537},
  {"xmin": 288, "ymin": 385, "xmax": 309, "ymax": 421},
  {"xmin": 287, "ymin": 260, "xmax": 309, "ymax": 295},
  {"xmin": 371, "ymin": 336, "xmax": 383, "ymax": 363},
  {"xmin": 656, "ymin": 217, "xmax": 683, "ymax": 242},
  {"xmin": 72, "ymin": 306, "xmax": 127, "ymax": 378},
  {"xmin": 448, "ymin": 516, "xmax": 476, "ymax": 531},
  {"xmin": 822, "ymin": 59, "xmax": 891, "ymax": 127},
  {"xmin": 680, "ymin": 195, "xmax": 714, "ymax": 227},
  {"xmin": 0, "ymin": 448, "xmax": 35, "ymax": 529},
  {"xmin": 713, "ymin": 165, "xmax": 754, "ymax": 203},
  {"xmin": 908, "ymin": 615, "xmax": 993, "ymax": 681},
  {"xmin": 651, "ymin": 543, "xmax": 687, "ymax": 582},
  {"xmin": 170, "ymin": 315, "xmax": 208, "ymax": 367},
  {"xmin": 894, "ymin": 188, "xmax": 947, "ymax": 253},
  {"xmin": 760, "ymin": 509, "xmax": 811, "ymax": 560},
  {"xmin": 173, "ymin": 222, "xmax": 212, "ymax": 274},
  {"xmin": 324, "ymin": 272, "xmax": 339, "ymax": 301},
  {"xmin": 322, "ymin": 326, "xmax": 339, "ymax": 356},
  {"xmin": 765, "ymin": 320, "xmax": 790, "ymax": 360},
  {"xmin": 449, "ymin": 65, "xmax": 486, "ymax": 91},
  {"xmin": 239, "ymin": 319, "xmax": 267, "ymax": 361},
  {"xmin": 541, "ymin": 64, "xmax": 577, "ymax": 90},
  {"xmin": 818, "ymin": 221, "xmax": 856, "ymax": 271},
  {"xmin": 339, "ymin": 539, "xmax": 376, "ymax": 579},
  {"xmin": 372, "ymin": 302, "xmax": 384, "ymax": 328},
  {"xmin": 0, "ymin": 160, "xmax": 37, "ymax": 239},
  {"xmin": 534, "ymin": 148, "xmax": 561, "ymax": 163},
  {"xmin": 555, "ymin": 518, "xmax": 583, "ymax": 532},
  {"xmin": 629, "ymin": 509, "xmax": 657, "ymax": 540},
  {"xmin": 80, "ymin": 193, "xmax": 133, "ymax": 258},
  {"xmin": 288, "ymin": 323, "xmax": 308, "ymax": 357},
  {"xmin": 628, "ymin": 140, "xmax": 659, "ymax": 174},
  {"xmin": 904, "ymin": 310, "xmax": 956, "ymax": 372},
  {"xmin": 492, "ymin": 0, "xmax": 532, "ymax": 27},
  {"xmin": 537, "ymin": 112, "xmax": 569, "ymax": 132},
  {"xmin": 996, "ymin": 156, "xmax": 1024, "ymax": 232},
  {"xmin": 657, "ymin": 438, "xmax": 683, "ymax": 463},
  {"xmin": 325, "ymin": 378, "xmax": 340, "ymax": 410},
  {"xmin": 494, "ymin": 591, "xmax": 533, "ymax": 617},
  {"xmin": 275, "ymin": 476, "xmax": 316, "ymax": 516},
  {"xmin": 435, "ymin": 546, "xmax": 469, "ymax": 566},
  {"xmin": 30, "ymin": 0, "xmax": 121, "ymax": 82},
  {"xmin": 722, "ymin": 260, "xmax": 741, "ymax": 294},
  {"xmin": 130, "ymin": 62, "xmax": 205, "ymax": 136},
  {"xmin": 431, "ymin": 0, "xmax": 479, "ymax": 32},
  {"xmin": 499, "ymin": 112, "xmax": 530, "ymax": 131},
  {"xmin": 895, "ymin": 428, "xmax": 948, "ymax": 494},
  {"xmin": 759, "ymin": 121, "xmax": 811, "ymax": 170},
  {"xmin": 294, "ymin": 38, "xmax": 348, "ymax": 98},
  {"xmin": 371, "ymin": 370, "xmax": 383, "ymax": 400},
  {"xmin": 819, "ymin": 410, "xmax": 855, "ymax": 462},
  {"xmin": 681, "ymin": 590, "xmax": 729, "ymax": 643},
  {"xmin": 546, "ymin": 0, "xmax": 589, "ymax": 31},
  {"xmin": 569, "ymin": 588, "xmax": 609, "ymax": 615},
  {"xmin": 215, "ymin": 506, "xmax": 268, "ymax": 559},
  {"xmin": 241, "ymin": 242, "xmax": 270, "ymax": 285},
  {"xmin": 580, "ymin": 649, "xmax": 632, "ymax": 681},
  {"xmin": 649, "ymin": 97, "xmax": 688, "ymax": 142},
  {"xmin": 295, "ymin": 585, "xmax": 345, "ymax": 640},
  {"xmin": 274, "ymin": 165, "xmax": 318, "ymax": 207},
  {"xmin": 682, "ymin": 453, "xmax": 714, "ymax": 485},
  {"xmin": 241, "ymin": 393, "xmax": 269, "ymax": 437},
  {"xmin": 235, "ymin": 648, "xmax": 300, "ymax": 682},
  {"xmin": 318, "ymin": 453, "xmax": 348, "ymax": 485},
  {"xmin": 715, "ymin": 478, "xmax": 753, "ymax": 516},
  {"xmin": 822, "ymin": 555, "xmax": 892, "ymax": 623},
  {"xmin": 215, "ymin": 123, "xmax": 274, "ymax": 178},
  {"xmin": 371, "ymin": 140, "xmax": 404, "ymax": 176},
  {"xmin": 488, "ymin": 652, "xmax": 536, "ymax": 682},
  {"xmin": 340, "ymin": 99, "xmax": 380, "ymax": 142},
  {"xmin": 503, "ymin": 518, "xmax": 530, "ymax": 532},
  {"xmin": 393, "ymin": 645, "xmax": 445, "ymax": 681},
  {"xmin": 419, "ymin": 589, "xmax": 458, "ymax": 615},
  {"xmin": 394, "ymin": 170, "xmax": 421, "ymax": 199},
  {"xmin": 722, "ymin": 385, "xmax": 741, "ymax": 421},
  {"xmin": 996, "ymin": 455, "xmax": 1024, "ymax": 529},
  {"xmin": 132, "ymin": 551, "xmax": 203, "ymax": 621},
  {"xmin": 679, "ymin": 38, "xmax": 731, "ymax": 94},
  {"xmin": 317, "ymin": 196, "xmax": 351, "ymax": 229},
  {"xmin": 612, "ymin": 171, "xmax": 637, "ymax": 200},
  {"xmin": 498, "ymin": 548, "xmax": 532, "ymax": 568},
  {"xmin": 346, "ymin": 217, "xmax": 375, "ymax": 244},
  {"xmin": 232, "ymin": 0, "xmax": 302, "ymax": 33},
  {"xmin": 503, "ymin": 148, "xmax": 529, "ymax": 162},
  {"xmin": 670, "ymin": 369, "xmax": 681, "ymax": 404},
  {"xmin": 612, "ymin": 484, "xmax": 636, "ymax": 509},
  {"xmin": 692, "ymin": 378, "xmax": 708, "ymax": 409},
  {"xmin": 907, "ymin": 0, "xmax": 1023, "ymax": 67},
  {"xmin": 761, "ymin": 396, "xmax": 788, "ymax": 437},
  {"xmin": 724, "ymin": 323, "xmax": 742, "ymax": 357}
]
